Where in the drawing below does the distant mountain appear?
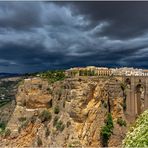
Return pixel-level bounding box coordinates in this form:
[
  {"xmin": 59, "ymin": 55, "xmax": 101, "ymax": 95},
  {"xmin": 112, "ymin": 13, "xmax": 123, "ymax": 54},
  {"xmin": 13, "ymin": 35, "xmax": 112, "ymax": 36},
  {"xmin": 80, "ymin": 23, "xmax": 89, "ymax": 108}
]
[{"xmin": 0, "ymin": 73, "xmax": 22, "ymax": 78}]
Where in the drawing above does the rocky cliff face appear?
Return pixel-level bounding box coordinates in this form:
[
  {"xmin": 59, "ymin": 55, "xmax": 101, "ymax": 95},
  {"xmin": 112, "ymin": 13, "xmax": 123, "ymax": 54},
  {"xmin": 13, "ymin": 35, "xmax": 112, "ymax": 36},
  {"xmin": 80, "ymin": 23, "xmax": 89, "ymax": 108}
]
[{"xmin": 0, "ymin": 76, "xmax": 129, "ymax": 147}]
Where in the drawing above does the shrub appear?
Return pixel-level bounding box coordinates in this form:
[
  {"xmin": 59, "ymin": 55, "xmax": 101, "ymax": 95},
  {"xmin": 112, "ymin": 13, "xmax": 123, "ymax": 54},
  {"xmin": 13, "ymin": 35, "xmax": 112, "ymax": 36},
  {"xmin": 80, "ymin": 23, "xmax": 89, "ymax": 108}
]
[
  {"xmin": 100, "ymin": 113, "xmax": 114, "ymax": 147},
  {"xmin": 54, "ymin": 106, "xmax": 60, "ymax": 114},
  {"xmin": 47, "ymin": 100, "xmax": 52, "ymax": 108},
  {"xmin": 63, "ymin": 101, "xmax": 65, "ymax": 108},
  {"xmin": 100, "ymin": 125, "xmax": 111, "ymax": 146},
  {"xmin": 53, "ymin": 116, "xmax": 59, "ymax": 127},
  {"xmin": 45, "ymin": 127, "xmax": 50, "ymax": 137},
  {"xmin": 123, "ymin": 109, "xmax": 148, "ymax": 147},
  {"xmin": 39, "ymin": 110, "xmax": 52, "ymax": 122},
  {"xmin": 47, "ymin": 87, "xmax": 52, "ymax": 94},
  {"xmin": 120, "ymin": 83, "xmax": 126, "ymax": 91},
  {"xmin": 66, "ymin": 121, "xmax": 71, "ymax": 128},
  {"xmin": 30, "ymin": 116, "xmax": 36, "ymax": 124},
  {"xmin": 117, "ymin": 118, "xmax": 126, "ymax": 127},
  {"xmin": 21, "ymin": 100, "xmax": 26, "ymax": 107},
  {"xmin": 68, "ymin": 143, "xmax": 73, "ymax": 147},
  {"xmin": 18, "ymin": 127, "xmax": 21, "ymax": 133},
  {"xmin": 37, "ymin": 136, "xmax": 42, "ymax": 146},
  {"xmin": 106, "ymin": 113, "xmax": 114, "ymax": 129},
  {"xmin": 68, "ymin": 141, "xmax": 81, "ymax": 147},
  {"xmin": 4, "ymin": 128, "xmax": 11, "ymax": 137},
  {"xmin": 56, "ymin": 120, "xmax": 65, "ymax": 132},
  {"xmin": 38, "ymin": 84, "xmax": 42, "ymax": 89},
  {"xmin": 123, "ymin": 101, "xmax": 127, "ymax": 111},
  {"xmin": 0, "ymin": 122, "xmax": 6, "ymax": 133},
  {"xmin": 103, "ymin": 101, "xmax": 107, "ymax": 108},
  {"xmin": 18, "ymin": 117, "xmax": 27, "ymax": 122},
  {"xmin": 20, "ymin": 119, "xmax": 30, "ymax": 130}
]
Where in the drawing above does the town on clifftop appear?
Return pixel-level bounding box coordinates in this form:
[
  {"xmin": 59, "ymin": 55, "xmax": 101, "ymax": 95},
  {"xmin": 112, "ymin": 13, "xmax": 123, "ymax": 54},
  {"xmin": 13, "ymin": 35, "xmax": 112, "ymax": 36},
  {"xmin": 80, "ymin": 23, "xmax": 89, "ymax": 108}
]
[{"xmin": 65, "ymin": 66, "xmax": 148, "ymax": 77}]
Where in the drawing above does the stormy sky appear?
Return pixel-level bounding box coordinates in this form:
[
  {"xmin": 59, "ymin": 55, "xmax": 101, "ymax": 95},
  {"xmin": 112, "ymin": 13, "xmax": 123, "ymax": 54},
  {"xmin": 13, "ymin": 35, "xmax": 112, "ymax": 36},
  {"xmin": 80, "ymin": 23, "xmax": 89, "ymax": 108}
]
[{"xmin": 0, "ymin": 1, "xmax": 148, "ymax": 73}]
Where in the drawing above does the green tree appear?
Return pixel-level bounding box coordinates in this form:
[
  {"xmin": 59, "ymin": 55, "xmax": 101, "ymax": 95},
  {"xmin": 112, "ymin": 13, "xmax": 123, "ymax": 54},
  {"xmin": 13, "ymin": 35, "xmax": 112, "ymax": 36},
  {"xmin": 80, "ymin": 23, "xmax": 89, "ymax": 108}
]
[
  {"xmin": 54, "ymin": 106, "xmax": 60, "ymax": 114},
  {"xmin": 100, "ymin": 113, "xmax": 114, "ymax": 147},
  {"xmin": 39, "ymin": 110, "xmax": 52, "ymax": 122}
]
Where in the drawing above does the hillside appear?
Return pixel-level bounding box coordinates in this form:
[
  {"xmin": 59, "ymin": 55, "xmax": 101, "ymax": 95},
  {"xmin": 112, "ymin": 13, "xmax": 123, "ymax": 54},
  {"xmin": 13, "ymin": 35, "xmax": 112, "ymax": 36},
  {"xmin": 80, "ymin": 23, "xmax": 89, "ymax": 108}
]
[{"xmin": 0, "ymin": 74, "xmax": 131, "ymax": 147}]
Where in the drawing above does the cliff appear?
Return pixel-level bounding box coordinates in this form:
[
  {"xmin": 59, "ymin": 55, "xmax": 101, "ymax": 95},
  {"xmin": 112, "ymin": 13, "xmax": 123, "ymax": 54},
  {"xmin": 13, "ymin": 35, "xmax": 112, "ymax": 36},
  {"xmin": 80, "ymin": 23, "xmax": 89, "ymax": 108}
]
[{"xmin": 0, "ymin": 76, "xmax": 129, "ymax": 147}]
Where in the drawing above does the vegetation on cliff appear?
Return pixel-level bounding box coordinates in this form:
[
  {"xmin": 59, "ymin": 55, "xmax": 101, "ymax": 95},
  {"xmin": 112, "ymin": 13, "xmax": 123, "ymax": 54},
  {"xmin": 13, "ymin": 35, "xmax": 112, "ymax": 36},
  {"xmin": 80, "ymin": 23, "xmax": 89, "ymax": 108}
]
[
  {"xmin": 100, "ymin": 113, "xmax": 114, "ymax": 147},
  {"xmin": 0, "ymin": 122, "xmax": 11, "ymax": 138},
  {"xmin": 0, "ymin": 122, "xmax": 6, "ymax": 134},
  {"xmin": 37, "ymin": 70, "xmax": 66, "ymax": 83},
  {"xmin": 39, "ymin": 109, "xmax": 52, "ymax": 122},
  {"xmin": 122, "ymin": 109, "xmax": 148, "ymax": 147}
]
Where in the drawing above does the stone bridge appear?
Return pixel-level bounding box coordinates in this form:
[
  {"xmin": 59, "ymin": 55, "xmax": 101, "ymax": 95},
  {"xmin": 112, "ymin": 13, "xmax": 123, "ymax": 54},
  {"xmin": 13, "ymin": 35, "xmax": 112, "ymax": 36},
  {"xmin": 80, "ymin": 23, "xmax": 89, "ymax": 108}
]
[{"xmin": 116, "ymin": 76, "xmax": 148, "ymax": 117}]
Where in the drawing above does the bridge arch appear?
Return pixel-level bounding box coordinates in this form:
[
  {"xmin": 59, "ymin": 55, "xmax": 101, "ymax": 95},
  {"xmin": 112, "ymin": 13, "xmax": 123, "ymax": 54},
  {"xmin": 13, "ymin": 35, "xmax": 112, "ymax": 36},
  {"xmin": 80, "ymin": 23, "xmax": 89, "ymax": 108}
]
[
  {"xmin": 103, "ymin": 76, "xmax": 148, "ymax": 118},
  {"xmin": 123, "ymin": 76, "xmax": 148, "ymax": 117}
]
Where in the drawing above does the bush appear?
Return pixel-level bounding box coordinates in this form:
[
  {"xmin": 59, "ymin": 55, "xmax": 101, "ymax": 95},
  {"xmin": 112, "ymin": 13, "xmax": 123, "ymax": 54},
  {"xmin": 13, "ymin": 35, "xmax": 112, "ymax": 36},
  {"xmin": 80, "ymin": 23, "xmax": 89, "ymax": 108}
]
[
  {"xmin": 47, "ymin": 100, "xmax": 52, "ymax": 108},
  {"xmin": 56, "ymin": 120, "xmax": 65, "ymax": 132},
  {"xmin": 20, "ymin": 119, "xmax": 30, "ymax": 130},
  {"xmin": 38, "ymin": 84, "xmax": 42, "ymax": 89},
  {"xmin": 21, "ymin": 100, "xmax": 26, "ymax": 107},
  {"xmin": 120, "ymin": 83, "xmax": 126, "ymax": 91},
  {"xmin": 30, "ymin": 116, "xmax": 36, "ymax": 124},
  {"xmin": 18, "ymin": 117, "xmax": 27, "ymax": 122},
  {"xmin": 63, "ymin": 101, "xmax": 65, "ymax": 108},
  {"xmin": 53, "ymin": 116, "xmax": 59, "ymax": 127},
  {"xmin": 4, "ymin": 128, "xmax": 11, "ymax": 137},
  {"xmin": 117, "ymin": 118, "xmax": 126, "ymax": 127},
  {"xmin": 101, "ymin": 125, "xmax": 112, "ymax": 146},
  {"xmin": 47, "ymin": 88, "xmax": 52, "ymax": 94},
  {"xmin": 37, "ymin": 136, "xmax": 42, "ymax": 146},
  {"xmin": 123, "ymin": 109, "xmax": 148, "ymax": 147},
  {"xmin": 123, "ymin": 101, "xmax": 127, "ymax": 111},
  {"xmin": 18, "ymin": 127, "xmax": 21, "ymax": 133},
  {"xmin": 45, "ymin": 127, "xmax": 50, "ymax": 137},
  {"xmin": 39, "ymin": 110, "xmax": 52, "ymax": 122},
  {"xmin": 106, "ymin": 113, "xmax": 114, "ymax": 129},
  {"xmin": 68, "ymin": 141, "xmax": 81, "ymax": 147},
  {"xmin": 54, "ymin": 106, "xmax": 60, "ymax": 114},
  {"xmin": 0, "ymin": 122, "xmax": 6, "ymax": 133},
  {"xmin": 103, "ymin": 101, "xmax": 107, "ymax": 108},
  {"xmin": 100, "ymin": 113, "xmax": 114, "ymax": 147},
  {"xmin": 66, "ymin": 121, "xmax": 71, "ymax": 128}
]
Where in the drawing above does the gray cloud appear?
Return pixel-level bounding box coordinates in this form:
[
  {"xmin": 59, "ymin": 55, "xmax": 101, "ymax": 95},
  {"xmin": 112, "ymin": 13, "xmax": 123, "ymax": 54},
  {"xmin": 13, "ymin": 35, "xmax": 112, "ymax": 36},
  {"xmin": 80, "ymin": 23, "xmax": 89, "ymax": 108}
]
[
  {"xmin": 71, "ymin": 1, "xmax": 148, "ymax": 39},
  {"xmin": 0, "ymin": 1, "xmax": 148, "ymax": 73}
]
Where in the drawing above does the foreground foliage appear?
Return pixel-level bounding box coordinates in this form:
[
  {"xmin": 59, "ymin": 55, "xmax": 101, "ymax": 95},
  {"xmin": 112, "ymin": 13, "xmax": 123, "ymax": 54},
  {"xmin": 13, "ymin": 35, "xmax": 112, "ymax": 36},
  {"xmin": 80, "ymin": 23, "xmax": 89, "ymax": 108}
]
[{"xmin": 122, "ymin": 109, "xmax": 148, "ymax": 147}]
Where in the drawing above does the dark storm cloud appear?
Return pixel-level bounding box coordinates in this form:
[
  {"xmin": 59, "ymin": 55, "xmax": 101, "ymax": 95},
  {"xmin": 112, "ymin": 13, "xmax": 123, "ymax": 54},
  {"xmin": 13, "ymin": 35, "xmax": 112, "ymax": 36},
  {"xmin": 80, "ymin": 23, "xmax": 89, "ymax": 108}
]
[
  {"xmin": 71, "ymin": 1, "xmax": 148, "ymax": 39},
  {"xmin": 0, "ymin": 2, "xmax": 43, "ymax": 30},
  {"xmin": 0, "ymin": 1, "xmax": 148, "ymax": 73}
]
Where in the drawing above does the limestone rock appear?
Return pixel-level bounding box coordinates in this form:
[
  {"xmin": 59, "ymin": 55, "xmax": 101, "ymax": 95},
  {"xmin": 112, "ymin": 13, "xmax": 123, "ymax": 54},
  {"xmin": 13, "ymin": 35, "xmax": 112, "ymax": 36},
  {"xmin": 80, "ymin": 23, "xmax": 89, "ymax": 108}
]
[
  {"xmin": 1, "ymin": 76, "xmax": 129, "ymax": 147},
  {"xmin": 16, "ymin": 77, "xmax": 52, "ymax": 108}
]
